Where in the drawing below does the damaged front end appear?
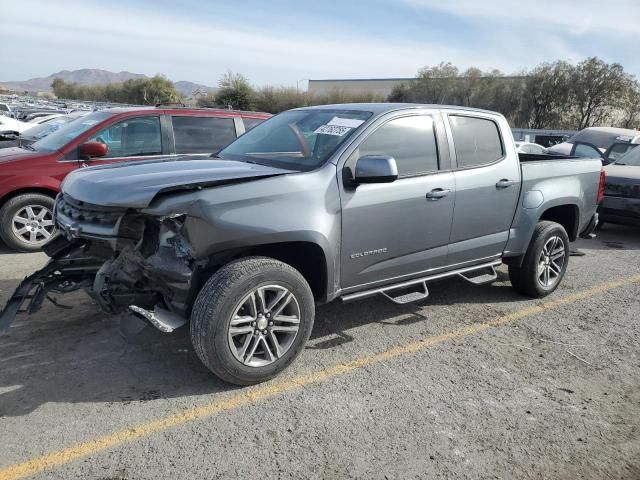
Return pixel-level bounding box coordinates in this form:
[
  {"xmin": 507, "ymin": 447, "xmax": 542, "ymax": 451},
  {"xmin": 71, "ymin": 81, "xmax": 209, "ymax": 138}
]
[{"xmin": 0, "ymin": 194, "xmax": 198, "ymax": 335}]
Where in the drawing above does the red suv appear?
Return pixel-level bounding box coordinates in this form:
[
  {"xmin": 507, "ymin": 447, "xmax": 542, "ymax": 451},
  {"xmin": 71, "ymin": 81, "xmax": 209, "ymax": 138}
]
[{"xmin": 0, "ymin": 106, "xmax": 270, "ymax": 251}]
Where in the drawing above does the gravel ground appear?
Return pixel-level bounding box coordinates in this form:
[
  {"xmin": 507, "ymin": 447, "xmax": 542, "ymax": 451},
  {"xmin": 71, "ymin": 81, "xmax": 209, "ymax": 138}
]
[{"xmin": 0, "ymin": 224, "xmax": 639, "ymax": 479}]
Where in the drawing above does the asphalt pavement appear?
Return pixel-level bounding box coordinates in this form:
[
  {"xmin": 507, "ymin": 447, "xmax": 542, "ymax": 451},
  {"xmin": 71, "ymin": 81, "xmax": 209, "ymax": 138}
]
[{"xmin": 0, "ymin": 224, "xmax": 639, "ymax": 479}]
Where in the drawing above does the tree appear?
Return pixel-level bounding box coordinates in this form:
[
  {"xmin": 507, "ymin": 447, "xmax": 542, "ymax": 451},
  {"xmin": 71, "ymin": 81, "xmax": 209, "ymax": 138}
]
[
  {"xmin": 523, "ymin": 61, "xmax": 574, "ymax": 129},
  {"xmin": 50, "ymin": 75, "xmax": 181, "ymax": 104},
  {"xmin": 618, "ymin": 80, "xmax": 640, "ymax": 129},
  {"xmin": 214, "ymin": 72, "xmax": 255, "ymax": 110},
  {"xmin": 388, "ymin": 83, "xmax": 414, "ymax": 102},
  {"xmin": 568, "ymin": 57, "xmax": 631, "ymax": 130},
  {"xmin": 413, "ymin": 62, "xmax": 461, "ymax": 104}
]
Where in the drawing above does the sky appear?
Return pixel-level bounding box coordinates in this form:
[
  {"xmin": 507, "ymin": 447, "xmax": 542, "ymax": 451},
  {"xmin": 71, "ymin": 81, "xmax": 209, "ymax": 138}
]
[{"xmin": 0, "ymin": 0, "xmax": 638, "ymax": 87}]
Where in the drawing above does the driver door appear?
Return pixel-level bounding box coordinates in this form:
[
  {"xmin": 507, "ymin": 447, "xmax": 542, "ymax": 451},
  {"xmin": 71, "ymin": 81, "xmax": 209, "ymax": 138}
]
[
  {"xmin": 339, "ymin": 113, "xmax": 455, "ymax": 290},
  {"xmin": 83, "ymin": 116, "xmax": 164, "ymax": 166}
]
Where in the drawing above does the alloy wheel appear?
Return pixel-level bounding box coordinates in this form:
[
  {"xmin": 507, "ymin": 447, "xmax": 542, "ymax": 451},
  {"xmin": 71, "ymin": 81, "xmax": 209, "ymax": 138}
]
[
  {"xmin": 11, "ymin": 205, "xmax": 55, "ymax": 245},
  {"xmin": 227, "ymin": 285, "xmax": 301, "ymax": 367},
  {"xmin": 537, "ymin": 236, "xmax": 566, "ymax": 288}
]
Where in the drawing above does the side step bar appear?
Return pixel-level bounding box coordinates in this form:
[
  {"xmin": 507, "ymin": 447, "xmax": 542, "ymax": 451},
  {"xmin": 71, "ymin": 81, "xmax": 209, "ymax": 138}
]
[
  {"xmin": 458, "ymin": 265, "xmax": 498, "ymax": 285},
  {"xmin": 340, "ymin": 260, "xmax": 502, "ymax": 304},
  {"xmin": 382, "ymin": 282, "xmax": 429, "ymax": 305}
]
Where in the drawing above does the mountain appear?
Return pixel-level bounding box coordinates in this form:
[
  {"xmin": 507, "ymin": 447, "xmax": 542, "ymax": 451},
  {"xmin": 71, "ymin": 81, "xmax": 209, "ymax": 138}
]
[
  {"xmin": 0, "ymin": 69, "xmax": 216, "ymax": 97},
  {"xmin": 174, "ymin": 81, "xmax": 216, "ymax": 97},
  {"xmin": 0, "ymin": 69, "xmax": 147, "ymax": 92}
]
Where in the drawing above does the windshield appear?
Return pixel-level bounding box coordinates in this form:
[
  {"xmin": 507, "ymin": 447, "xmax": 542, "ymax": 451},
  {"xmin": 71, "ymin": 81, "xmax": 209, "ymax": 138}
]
[
  {"xmin": 220, "ymin": 109, "xmax": 373, "ymax": 171},
  {"xmin": 30, "ymin": 111, "xmax": 113, "ymax": 152},
  {"xmin": 21, "ymin": 116, "xmax": 75, "ymax": 141},
  {"xmin": 614, "ymin": 145, "xmax": 640, "ymax": 166}
]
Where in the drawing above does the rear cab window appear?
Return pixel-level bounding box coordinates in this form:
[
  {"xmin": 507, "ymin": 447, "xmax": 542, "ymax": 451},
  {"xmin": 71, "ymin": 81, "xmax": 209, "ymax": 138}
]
[
  {"xmin": 172, "ymin": 116, "xmax": 237, "ymax": 154},
  {"xmin": 448, "ymin": 115, "xmax": 504, "ymax": 168}
]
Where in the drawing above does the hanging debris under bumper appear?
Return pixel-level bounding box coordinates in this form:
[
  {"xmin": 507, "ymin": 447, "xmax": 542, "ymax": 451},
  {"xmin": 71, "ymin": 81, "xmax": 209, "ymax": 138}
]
[{"xmin": 0, "ymin": 239, "xmax": 103, "ymax": 335}]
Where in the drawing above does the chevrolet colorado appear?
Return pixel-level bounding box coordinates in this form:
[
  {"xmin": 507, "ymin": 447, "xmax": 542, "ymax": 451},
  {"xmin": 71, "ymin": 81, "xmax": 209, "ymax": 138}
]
[{"xmin": 0, "ymin": 104, "xmax": 604, "ymax": 385}]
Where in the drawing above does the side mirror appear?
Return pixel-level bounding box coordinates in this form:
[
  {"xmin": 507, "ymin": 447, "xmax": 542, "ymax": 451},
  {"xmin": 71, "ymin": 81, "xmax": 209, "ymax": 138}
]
[
  {"xmin": 79, "ymin": 141, "xmax": 108, "ymax": 160},
  {"xmin": 354, "ymin": 155, "xmax": 398, "ymax": 184}
]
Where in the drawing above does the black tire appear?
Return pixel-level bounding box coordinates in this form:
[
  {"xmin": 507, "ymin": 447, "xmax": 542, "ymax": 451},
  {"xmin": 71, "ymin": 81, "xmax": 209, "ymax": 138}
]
[
  {"xmin": 191, "ymin": 257, "xmax": 315, "ymax": 385},
  {"xmin": 508, "ymin": 221, "xmax": 570, "ymax": 298},
  {"xmin": 0, "ymin": 193, "xmax": 56, "ymax": 252}
]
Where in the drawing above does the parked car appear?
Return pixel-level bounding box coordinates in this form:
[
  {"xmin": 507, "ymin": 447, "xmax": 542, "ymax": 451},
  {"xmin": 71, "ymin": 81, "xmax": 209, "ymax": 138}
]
[
  {"xmin": 547, "ymin": 127, "xmax": 640, "ymax": 164},
  {"xmin": 0, "ymin": 116, "xmax": 31, "ymax": 138},
  {"xmin": 15, "ymin": 111, "xmax": 89, "ymax": 148},
  {"xmin": 599, "ymin": 146, "xmax": 640, "ymax": 227},
  {"xmin": 0, "ymin": 106, "xmax": 270, "ymax": 251},
  {"xmin": 515, "ymin": 141, "xmax": 546, "ymax": 154},
  {"xmin": 27, "ymin": 113, "xmax": 66, "ymax": 124},
  {"xmin": 0, "ymin": 102, "xmax": 13, "ymax": 117},
  {"xmin": 0, "ymin": 104, "xmax": 604, "ymax": 385}
]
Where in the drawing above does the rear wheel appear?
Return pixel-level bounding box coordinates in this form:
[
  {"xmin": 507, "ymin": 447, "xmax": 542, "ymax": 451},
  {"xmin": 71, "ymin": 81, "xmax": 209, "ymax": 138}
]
[
  {"xmin": 0, "ymin": 193, "xmax": 56, "ymax": 252},
  {"xmin": 509, "ymin": 221, "xmax": 570, "ymax": 298},
  {"xmin": 190, "ymin": 257, "xmax": 315, "ymax": 385}
]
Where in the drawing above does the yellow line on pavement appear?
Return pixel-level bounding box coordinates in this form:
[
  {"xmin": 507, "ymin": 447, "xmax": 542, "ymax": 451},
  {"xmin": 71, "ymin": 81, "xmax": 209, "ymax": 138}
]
[{"xmin": 2, "ymin": 274, "xmax": 639, "ymax": 480}]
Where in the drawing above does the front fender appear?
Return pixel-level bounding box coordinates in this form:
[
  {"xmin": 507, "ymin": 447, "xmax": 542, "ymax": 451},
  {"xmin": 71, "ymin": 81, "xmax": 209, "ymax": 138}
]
[{"xmin": 0, "ymin": 175, "xmax": 62, "ymax": 202}]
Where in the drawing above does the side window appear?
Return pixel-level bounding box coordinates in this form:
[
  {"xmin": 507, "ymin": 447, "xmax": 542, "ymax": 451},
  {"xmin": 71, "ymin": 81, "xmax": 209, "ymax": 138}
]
[
  {"xmin": 243, "ymin": 118, "xmax": 265, "ymax": 132},
  {"xmin": 573, "ymin": 142, "xmax": 603, "ymax": 159},
  {"xmin": 88, "ymin": 116, "xmax": 161, "ymax": 158},
  {"xmin": 172, "ymin": 116, "xmax": 236, "ymax": 154},
  {"xmin": 607, "ymin": 143, "xmax": 635, "ymax": 161},
  {"xmin": 449, "ymin": 115, "xmax": 503, "ymax": 168},
  {"xmin": 354, "ymin": 115, "xmax": 438, "ymax": 176}
]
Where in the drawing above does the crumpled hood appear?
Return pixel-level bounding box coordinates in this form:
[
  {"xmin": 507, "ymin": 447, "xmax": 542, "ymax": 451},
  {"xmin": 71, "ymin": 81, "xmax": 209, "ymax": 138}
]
[
  {"xmin": 0, "ymin": 147, "xmax": 41, "ymax": 164},
  {"xmin": 603, "ymin": 164, "xmax": 640, "ymax": 198},
  {"xmin": 62, "ymin": 157, "xmax": 292, "ymax": 208}
]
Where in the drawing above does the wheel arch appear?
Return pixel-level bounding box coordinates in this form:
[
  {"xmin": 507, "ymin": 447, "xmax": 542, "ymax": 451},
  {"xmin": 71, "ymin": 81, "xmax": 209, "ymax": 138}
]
[
  {"xmin": 504, "ymin": 202, "xmax": 580, "ymax": 268},
  {"xmin": 538, "ymin": 203, "xmax": 580, "ymax": 241},
  {"xmin": 191, "ymin": 240, "xmax": 332, "ymax": 306},
  {"xmin": 0, "ymin": 186, "xmax": 59, "ymax": 209}
]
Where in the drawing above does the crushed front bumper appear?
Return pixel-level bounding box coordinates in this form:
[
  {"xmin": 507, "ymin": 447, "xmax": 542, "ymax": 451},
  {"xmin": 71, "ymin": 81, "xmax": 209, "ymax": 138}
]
[{"xmin": 0, "ymin": 238, "xmax": 103, "ymax": 335}]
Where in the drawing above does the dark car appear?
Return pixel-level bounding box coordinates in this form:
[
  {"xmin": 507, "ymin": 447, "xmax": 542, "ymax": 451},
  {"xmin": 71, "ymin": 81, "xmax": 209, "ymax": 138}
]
[
  {"xmin": 547, "ymin": 127, "xmax": 640, "ymax": 164},
  {"xmin": 0, "ymin": 106, "xmax": 270, "ymax": 251},
  {"xmin": 599, "ymin": 146, "xmax": 640, "ymax": 227},
  {"xmin": 14, "ymin": 111, "xmax": 89, "ymax": 148}
]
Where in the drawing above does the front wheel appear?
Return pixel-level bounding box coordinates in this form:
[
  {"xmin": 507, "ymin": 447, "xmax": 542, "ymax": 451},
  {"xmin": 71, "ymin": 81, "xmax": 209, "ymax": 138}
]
[
  {"xmin": 0, "ymin": 193, "xmax": 56, "ymax": 252},
  {"xmin": 190, "ymin": 257, "xmax": 315, "ymax": 385},
  {"xmin": 509, "ymin": 221, "xmax": 570, "ymax": 298}
]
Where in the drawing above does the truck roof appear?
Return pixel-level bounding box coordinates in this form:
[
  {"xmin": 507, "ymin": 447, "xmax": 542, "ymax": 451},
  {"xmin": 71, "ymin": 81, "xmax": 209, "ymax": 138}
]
[
  {"xmin": 100, "ymin": 106, "xmax": 271, "ymax": 118},
  {"xmin": 299, "ymin": 103, "xmax": 503, "ymax": 116}
]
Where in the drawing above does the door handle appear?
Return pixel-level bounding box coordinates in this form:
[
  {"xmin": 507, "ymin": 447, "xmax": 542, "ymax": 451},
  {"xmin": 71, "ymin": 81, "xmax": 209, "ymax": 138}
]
[
  {"xmin": 426, "ymin": 188, "xmax": 451, "ymax": 200},
  {"xmin": 496, "ymin": 179, "xmax": 517, "ymax": 189}
]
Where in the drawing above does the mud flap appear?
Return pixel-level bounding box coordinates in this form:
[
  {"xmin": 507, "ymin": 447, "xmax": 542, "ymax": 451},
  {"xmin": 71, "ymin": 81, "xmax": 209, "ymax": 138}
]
[{"xmin": 0, "ymin": 242, "xmax": 104, "ymax": 335}]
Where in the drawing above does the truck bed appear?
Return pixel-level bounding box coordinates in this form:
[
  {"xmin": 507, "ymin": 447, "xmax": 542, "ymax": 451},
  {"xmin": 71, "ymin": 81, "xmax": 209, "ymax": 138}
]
[{"xmin": 518, "ymin": 152, "xmax": 586, "ymax": 162}]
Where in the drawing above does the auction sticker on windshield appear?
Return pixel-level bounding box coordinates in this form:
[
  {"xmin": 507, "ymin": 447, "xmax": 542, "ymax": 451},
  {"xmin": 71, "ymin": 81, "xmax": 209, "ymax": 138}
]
[
  {"xmin": 327, "ymin": 117, "xmax": 365, "ymax": 128},
  {"xmin": 314, "ymin": 125, "xmax": 352, "ymax": 136},
  {"xmin": 314, "ymin": 116, "xmax": 366, "ymax": 136}
]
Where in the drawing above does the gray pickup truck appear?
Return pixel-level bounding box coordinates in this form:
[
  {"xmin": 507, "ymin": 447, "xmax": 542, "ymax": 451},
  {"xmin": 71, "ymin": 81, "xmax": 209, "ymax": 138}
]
[{"xmin": 0, "ymin": 104, "xmax": 604, "ymax": 385}]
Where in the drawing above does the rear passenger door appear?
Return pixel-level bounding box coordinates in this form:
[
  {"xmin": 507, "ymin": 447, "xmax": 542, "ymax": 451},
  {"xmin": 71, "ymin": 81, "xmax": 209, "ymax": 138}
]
[
  {"xmin": 446, "ymin": 113, "xmax": 521, "ymax": 265},
  {"xmin": 171, "ymin": 116, "xmax": 237, "ymax": 155},
  {"xmin": 340, "ymin": 113, "xmax": 455, "ymax": 289}
]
